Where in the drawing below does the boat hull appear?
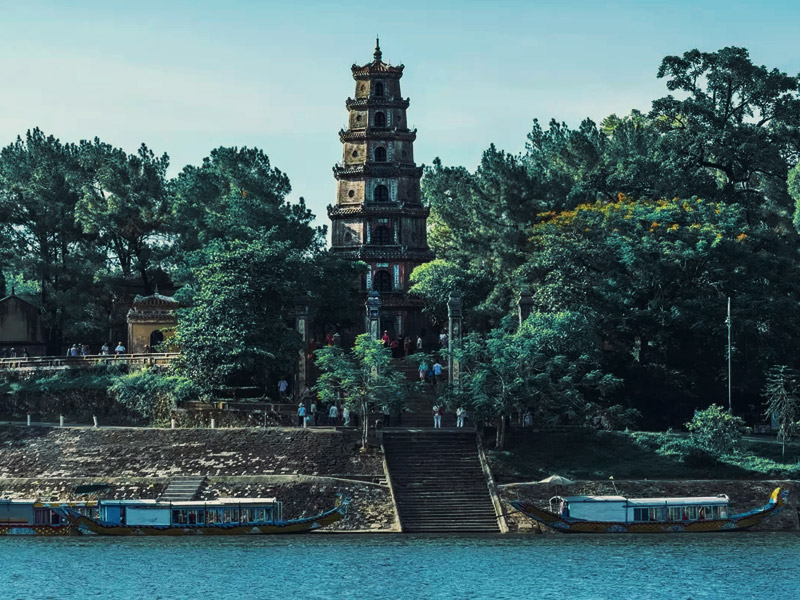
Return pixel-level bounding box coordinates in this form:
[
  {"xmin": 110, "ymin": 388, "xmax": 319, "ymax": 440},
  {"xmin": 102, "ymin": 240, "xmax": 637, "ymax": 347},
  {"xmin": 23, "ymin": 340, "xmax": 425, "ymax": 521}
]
[
  {"xmin": 67, "ymin": 505, "xmax": 344, "ymax": 536},
  {"xmin": 509, "ymin": 487, "xmax": 786, "ymax": 534},
  {"xmin": 0, "ymin": 524, "xmax": 76, "ymax": 536}
]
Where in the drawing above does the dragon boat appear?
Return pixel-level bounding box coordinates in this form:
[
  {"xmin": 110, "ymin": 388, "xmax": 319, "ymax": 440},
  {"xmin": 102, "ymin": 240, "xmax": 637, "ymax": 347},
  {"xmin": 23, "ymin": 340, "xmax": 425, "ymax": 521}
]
[
  {"xmin": 509, "ymin": 487, "xmax": 787, "ymax": 533},
  {"xmin": 62, "ymin": 496, "xmax": 348, "ymax": 536},
  {"xmin": 0, "ymin": 499, "xmax": 93, "ymax": 536}
]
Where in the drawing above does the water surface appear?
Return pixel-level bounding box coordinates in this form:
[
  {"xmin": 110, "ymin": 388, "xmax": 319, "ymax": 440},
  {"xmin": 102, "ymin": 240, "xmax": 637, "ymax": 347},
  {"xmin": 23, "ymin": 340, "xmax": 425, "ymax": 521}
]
[{"xmin": 1, "ymin": 533, "xmax": 797, "ymax": 599}]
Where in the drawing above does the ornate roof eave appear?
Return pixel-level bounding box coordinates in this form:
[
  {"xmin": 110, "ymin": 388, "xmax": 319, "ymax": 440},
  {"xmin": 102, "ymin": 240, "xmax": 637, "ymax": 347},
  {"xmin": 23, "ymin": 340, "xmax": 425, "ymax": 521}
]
[
  {"xmin": 333, "ymin": 163, "xmax": 424, "ymax": 180},
  {"xmin": 351, "ymin": 62, "xmax": 405, "ymax": 79},
  {"xmin": 362, "ymin": 293, "xmax": 425, "ymax": 309},
  {"xmin": 328, "ymin": 203, "xmax": 430, "ymax": 218},
  {"xmin": 330, "ymin": 247, "xmax": 436, "ymax": 262},
  {"xmin": 126, "ymin": 312, "xmax": 179, "ymax": 324},
  {"xmin": 345, "ymin": 97, "xmax": 410, "ymax": 110},
  {"xmin": 339, "ymin": 128, "xmax": 417, "ymax": 143}
]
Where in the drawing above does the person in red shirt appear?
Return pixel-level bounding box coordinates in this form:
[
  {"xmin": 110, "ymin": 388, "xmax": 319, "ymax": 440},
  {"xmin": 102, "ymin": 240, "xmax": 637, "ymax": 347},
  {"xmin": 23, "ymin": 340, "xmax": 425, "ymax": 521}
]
[{"xmin": 381, "ymin": 331, "xmax": 391, "ymax": 347}]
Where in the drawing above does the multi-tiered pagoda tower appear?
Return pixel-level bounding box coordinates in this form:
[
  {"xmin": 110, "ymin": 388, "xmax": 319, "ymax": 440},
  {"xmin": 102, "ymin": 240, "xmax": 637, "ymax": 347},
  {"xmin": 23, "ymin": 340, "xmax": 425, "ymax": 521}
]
[{"xmin": 329, "ymin": 40, "xmax": 434, "ymax": 339}]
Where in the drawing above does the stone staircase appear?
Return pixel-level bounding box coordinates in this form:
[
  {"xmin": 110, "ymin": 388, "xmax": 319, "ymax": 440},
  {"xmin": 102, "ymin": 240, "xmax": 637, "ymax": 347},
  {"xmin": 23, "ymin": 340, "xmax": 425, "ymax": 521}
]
[
  {"xmin": 383, "ymin": 430, "xmax": 500, "ymax": 533},
  {"xmin": 158, "ymin": 476, "xmax": 206, "ymax": 502},
  {"xmin": 394, "ymin": 360, "xmax": 454, "ymax": 427}
]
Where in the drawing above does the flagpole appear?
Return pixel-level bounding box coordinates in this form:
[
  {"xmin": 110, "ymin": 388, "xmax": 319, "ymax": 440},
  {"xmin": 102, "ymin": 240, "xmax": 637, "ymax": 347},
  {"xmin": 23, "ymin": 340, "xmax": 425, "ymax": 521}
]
[{"xmin": 726, "ymin": 297, "xmax": 732, "ymax": 413}]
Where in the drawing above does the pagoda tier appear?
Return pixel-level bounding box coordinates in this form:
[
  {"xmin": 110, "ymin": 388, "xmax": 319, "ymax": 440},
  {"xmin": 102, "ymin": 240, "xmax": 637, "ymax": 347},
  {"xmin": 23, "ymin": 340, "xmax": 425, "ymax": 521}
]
[
  {"xmin": 339, "ymin": 128, "xmax": 417, "ymax": 143},
  {"xmin": 332, "ymin": 163, "xmax": 423, "ymax": 180},
  {"xmin": 345, "ymin": 97, "xmax": 410, "ymax": 110},
  {"xmin": 329, "ymin": 40, "xmax": 434, "ymax": 340}
]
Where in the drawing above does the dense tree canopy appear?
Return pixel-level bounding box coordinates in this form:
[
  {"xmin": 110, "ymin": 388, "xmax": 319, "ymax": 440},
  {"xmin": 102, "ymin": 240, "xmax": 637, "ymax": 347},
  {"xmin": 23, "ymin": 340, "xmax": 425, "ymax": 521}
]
[{"xmin": 415, "ymin": 47, "xmax": 800, "ymax": 426}]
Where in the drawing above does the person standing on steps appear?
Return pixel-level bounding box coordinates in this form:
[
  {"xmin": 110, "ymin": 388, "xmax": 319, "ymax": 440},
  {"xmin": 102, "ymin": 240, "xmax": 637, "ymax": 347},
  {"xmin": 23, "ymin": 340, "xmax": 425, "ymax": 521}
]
[
  {"xmin": 419, "ymin": 360, "xmax": 428, "ymax": 382},
  {"xmin": 456, "ymin": 406, "xmax": 466, "ymax": 428},
  {"xmin": 343, "ymin": 405, "xmax": 351, "ymax": 426},
  {"xmin": 433, "ymin": 404, "xmax": 442, "ymax": 428},
  {"xmin": 310, "ymin": 400, "xmax": 318, "ymax": 426},
  {"xmin": 328, "ymin": 403, "xmax": 339, "ymax": 426},
  {"xmin": 297, "ymin": 402, "xmax": 306, "ymax": 427},
  {"xmin": 432, "ymin": 360, "xmax": 443, "ymax": 386}
]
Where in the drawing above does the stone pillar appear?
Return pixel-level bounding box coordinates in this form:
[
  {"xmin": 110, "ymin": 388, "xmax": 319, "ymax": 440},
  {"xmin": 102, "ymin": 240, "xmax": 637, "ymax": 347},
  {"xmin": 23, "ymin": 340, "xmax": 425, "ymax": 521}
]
[
  {"xmin": 294, "ymin": 296, "xmax": 310, "ymax": 400},
  {"xmin": 447, "ymin": 294, "xmax": 462, "ymax": 387},
  {"xmin": 366, "ymin": 290, "xmax": 382, "ymax": 340},
  {"xmin": 517, "ymin": 286, "xmax": 534, "ymax": 327}
]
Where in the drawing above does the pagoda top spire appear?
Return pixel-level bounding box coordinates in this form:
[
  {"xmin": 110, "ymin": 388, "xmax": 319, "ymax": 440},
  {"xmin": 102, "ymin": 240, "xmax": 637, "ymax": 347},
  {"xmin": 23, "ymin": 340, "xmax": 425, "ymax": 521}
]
[{"xmin": 352, "ymin": 39, "xmax": 404, "ymax": 77}]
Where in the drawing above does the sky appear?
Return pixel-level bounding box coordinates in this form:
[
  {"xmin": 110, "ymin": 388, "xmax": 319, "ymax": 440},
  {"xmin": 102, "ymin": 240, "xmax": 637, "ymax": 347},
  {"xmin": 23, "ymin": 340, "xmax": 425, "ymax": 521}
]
[{"xmin": 0, "ymin": 0, "xmax": 798, "ymax": 228}]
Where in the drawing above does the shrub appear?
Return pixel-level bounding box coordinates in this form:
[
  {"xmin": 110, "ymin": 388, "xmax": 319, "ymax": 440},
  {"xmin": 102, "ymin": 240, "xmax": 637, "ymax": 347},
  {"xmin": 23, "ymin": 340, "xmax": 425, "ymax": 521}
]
[
  {"xmin": 685, "ymin": 404, "xmax": 744, "ymax": 456},
  {"xmin": 108, "ymin": 369, "xmax": 202, "ymax": 424}
]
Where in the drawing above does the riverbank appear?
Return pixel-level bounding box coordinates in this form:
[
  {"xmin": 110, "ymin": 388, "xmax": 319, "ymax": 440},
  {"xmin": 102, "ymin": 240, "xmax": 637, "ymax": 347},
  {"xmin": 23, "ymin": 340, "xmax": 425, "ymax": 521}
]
[{"xmin": 0, "ymin": 425, "xmax": 397, "ymax": 531}]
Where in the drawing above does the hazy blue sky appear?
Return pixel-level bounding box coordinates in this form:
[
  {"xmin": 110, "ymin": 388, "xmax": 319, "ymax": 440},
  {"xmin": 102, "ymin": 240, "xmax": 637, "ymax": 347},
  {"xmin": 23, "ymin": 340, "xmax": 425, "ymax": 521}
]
[{"xmin": 1, "ymin": 0, "xmax": 798, "ymax": 226}]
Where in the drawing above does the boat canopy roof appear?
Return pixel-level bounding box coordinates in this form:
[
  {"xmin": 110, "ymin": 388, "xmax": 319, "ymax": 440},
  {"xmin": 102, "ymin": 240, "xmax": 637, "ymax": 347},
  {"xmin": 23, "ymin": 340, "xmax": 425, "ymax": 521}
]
[
  {"xmin": 99, "ymin": 498, "xmax": 279, "ymax": 507},
  {"xmin": 562, "ymin": 495, "xmax": 729, "ymax": 505},
  {"xmin": 0, "ymin": 499, "xmax": 96, "ymax": 507}
]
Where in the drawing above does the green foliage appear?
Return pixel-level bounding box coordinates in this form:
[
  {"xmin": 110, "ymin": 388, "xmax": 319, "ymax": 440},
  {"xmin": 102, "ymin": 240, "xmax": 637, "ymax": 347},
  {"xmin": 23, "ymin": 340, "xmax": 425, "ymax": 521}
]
[
  {"xmin": 173, "ymin": 232, "xmax": 308, "ymax": 387},
  {"xmin": 314, "ymin": 334, "xmax": 406, "ymax": 448},
  {"xmin": 762, "ymin": 365, "xmax": 800, "ymax": 457},
  {"xmin": 790, "ymin": 163, "xmax": 800, "ymax": 230},
  {"xmin": 0, "ymin": 129, "xmax": 108, "ymax": 350},
  {"xmin": 108, "ymin": 368, "xmax": 201, "ymax": 424},
  {"xmin": 77, "ymin": 140, "xmax": 170, "ymax": 292},
  {"xmin": 651, "ymin": 46, "xmax": 800, "ymax": 221},
  {"xmin": 685, "ymin": 404, "xmax": 745, "ymax": 456},
  {"xmin": 168, "ymin": 146, "xmax": 320, "ymax": 254},
  {"xmin": 451, "ymin": 311, "xmax": 624, "ymax": 445}
]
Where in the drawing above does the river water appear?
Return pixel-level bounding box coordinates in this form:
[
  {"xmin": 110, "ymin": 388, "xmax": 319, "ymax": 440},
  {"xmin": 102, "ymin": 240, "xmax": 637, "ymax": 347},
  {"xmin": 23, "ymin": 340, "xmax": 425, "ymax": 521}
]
[{"xmin": 1, "ymin": 533, "xmax": 797, "ymax": 599}]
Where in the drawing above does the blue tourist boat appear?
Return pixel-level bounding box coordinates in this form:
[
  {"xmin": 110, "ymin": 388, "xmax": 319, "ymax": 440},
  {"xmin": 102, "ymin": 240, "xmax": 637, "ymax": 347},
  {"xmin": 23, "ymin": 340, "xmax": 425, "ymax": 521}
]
[
  {"xmin": 510, "ymin": 487, "xmax": 787, "ymax": 533},
  {"xmin": 62, "ymin": 496, "xmax": 348, "ymax": 536}
]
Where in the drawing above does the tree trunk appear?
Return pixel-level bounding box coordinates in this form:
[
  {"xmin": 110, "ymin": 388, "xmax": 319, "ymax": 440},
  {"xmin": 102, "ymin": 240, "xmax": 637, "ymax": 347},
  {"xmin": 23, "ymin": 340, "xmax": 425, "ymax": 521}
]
[
  {"xmin": 361, "ymin": 399, "xmax": 369, "ymax": 449},
  {"xmin": 495, "ymin": 415, "xmax": 506, "ymax": 450}
]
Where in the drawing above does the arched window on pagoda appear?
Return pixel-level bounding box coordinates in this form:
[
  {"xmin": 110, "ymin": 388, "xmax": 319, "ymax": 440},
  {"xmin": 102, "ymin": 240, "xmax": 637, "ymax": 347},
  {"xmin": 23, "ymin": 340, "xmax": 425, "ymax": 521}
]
[
  {"xmin": 372, "ymin": 225, "xmax": 392, "ymax": 245},
  {"xmin": 374, "ymin": 112, "xmax": 386, "ymax": 127},
  {"xmin": 374, "ymin": 270, "xmax": 392, "ymax": 293},
  {"xmin": 374, "ymin": 185, "xmax": 389, "ymax": 202},
  {"xmin": 374, "ymin": 81, "xmax": 384, "ymax": 97},
  {"xmin": 374, "ymin": 146, "xmax": 387, "ymax": 162}
]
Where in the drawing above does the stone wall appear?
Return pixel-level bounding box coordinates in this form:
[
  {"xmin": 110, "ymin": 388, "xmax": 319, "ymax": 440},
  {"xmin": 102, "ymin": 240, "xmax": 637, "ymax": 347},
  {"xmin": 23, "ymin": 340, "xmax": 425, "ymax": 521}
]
[
  {"xmin": 0, "ymin": 425, "xmax": 395, "ymax": 531},
  {"xmin": 499, "ymin": 479, "xmax": 800, "ymax": 532},
  {"xmin": 0, "ymin": 426, "xmax": 382, "ymax": 478}
]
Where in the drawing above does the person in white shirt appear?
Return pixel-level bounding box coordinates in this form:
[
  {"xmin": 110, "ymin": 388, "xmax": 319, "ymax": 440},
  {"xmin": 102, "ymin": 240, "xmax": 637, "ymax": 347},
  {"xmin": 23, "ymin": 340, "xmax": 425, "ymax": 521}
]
[
  {"xmin": 328, "ymin": 403, "xmax": 339, "ymax": 425},
  {"xmin": 456, "ymin": 407, "xmax": 466, "ymax": 428}
]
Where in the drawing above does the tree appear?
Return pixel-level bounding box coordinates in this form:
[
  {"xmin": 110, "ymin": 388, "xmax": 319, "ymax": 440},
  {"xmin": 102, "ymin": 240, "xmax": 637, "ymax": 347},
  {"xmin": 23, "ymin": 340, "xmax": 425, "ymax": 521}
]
[
  {"xmin": 173, "ymin": 231, "xmax": 314, "ymax": 388},
  {"xmin": 762, "ymin": 365, "xmax": 800, "ymax": 458},
  {"xmin": 77, "ymin": 140, "xmax": 171, "ymax": 293},
  {"xmin": 452, "ymin": 312, "xmax": 622, "ymax": 449},
  {"xmin": 0, "ymin": 129, "xmax": 107, "ymax": 351},
  {"xmin": 651, "ymin": 47, "xmax": 800, "ymax": 222},
  {"xmin": 421, "ymin": 148, "xmax": 546, "ymax": 328},
  {"xmin": 314, "ymin": 334, "xmax": 406, "ymax": 449},
  {"xmin": 168, "ymin": 146, "xmax": 319, "ymax": 255},
  {"xmin": 790, "ymin": 162, "xmax": 800, "ymax": 230},
  {"xmin": 685, "ymin": 404, "xmax": 745, "ymax": 456},
  {"xmin": 523, "ymin": 196, "xmax": 800, "ymax": 423}
]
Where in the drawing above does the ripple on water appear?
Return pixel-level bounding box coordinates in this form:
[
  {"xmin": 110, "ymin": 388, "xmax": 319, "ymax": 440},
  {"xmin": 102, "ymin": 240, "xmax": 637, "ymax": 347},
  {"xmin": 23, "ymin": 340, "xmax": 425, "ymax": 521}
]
[{"xmin": 0, "ymin": 533, "xmax": 797, "ymax": 600}]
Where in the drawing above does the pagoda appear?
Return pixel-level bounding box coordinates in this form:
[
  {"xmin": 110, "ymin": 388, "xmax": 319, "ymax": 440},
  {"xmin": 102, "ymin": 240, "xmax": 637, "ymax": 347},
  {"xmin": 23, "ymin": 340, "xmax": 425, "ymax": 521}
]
[{"xmin": 328, "ymin": 40, "xmax": 434, "ymax": 340}]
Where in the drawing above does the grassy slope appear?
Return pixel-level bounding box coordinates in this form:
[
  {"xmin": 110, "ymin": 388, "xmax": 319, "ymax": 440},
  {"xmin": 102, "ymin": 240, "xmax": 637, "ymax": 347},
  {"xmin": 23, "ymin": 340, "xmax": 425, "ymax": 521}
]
[{"xmin": 490, "ymin": 429, "xmax": 800, "ymax": 484}]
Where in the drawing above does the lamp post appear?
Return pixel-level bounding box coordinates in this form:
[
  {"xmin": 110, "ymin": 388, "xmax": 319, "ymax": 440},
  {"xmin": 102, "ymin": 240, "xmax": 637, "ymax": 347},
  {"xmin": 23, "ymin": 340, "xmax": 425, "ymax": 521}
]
[{"xmin": 725, "ymin": 296, "xmax": 732, "ymax": 413}]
